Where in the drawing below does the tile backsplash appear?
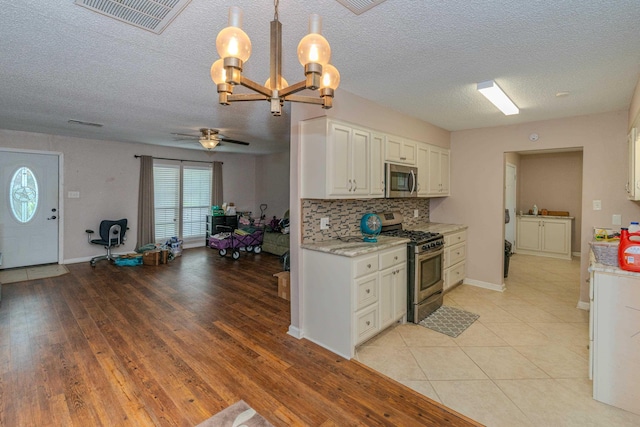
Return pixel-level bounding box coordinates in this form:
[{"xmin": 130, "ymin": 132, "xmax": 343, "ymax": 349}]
[{"xmin": 302, "ymin": 198, "xmax": 430, "ymax": 242}]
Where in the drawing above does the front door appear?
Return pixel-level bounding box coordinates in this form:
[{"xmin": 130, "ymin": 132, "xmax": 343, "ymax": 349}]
[{"xmin": 0, "ymin": 151, "xmax": 60, "ymax": 269}]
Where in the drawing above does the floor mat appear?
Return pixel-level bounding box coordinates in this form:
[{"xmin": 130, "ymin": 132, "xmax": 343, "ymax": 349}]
[
  {"xmin": 0, "ymin": 264, "xmax": 69, "ymax": 284},
  {"xmin": 196, "ymin": 400, "xmax": 273, "ymax": 427},
  {"xmin": 418, "ymin": 305, "xmax": 479, "ymax": 337}
]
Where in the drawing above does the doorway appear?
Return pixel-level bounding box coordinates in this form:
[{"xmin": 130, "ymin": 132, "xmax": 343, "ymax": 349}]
[
  {"xmin": 0, "ymin": 151, "xmax": 60, "ymax": 269},
  {"xmin": 505, "ymin": 162, "xmax": 516, "ymax": 247}
]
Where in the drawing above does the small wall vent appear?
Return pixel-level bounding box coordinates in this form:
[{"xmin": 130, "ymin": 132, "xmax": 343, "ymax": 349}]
[
  {"xmin": 335, "ymin": 0, "xmax": 387, "ymax": 15},
  {"xmin": 75, "ymin": 0, "xmax": 191, "ymax": 34}
]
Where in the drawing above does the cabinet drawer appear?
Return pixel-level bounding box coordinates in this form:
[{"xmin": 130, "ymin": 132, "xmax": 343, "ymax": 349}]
[
  {"xmin": 355, "ymin": 305, "xmax": 379, "ymax": 344},
  {"xmin": 379, "ymin": 246, "xmax": 406, "ymax": 270},
  {"xmin": 445, "ymin": 261, "xmax": 465, "ymax": 290},
  {"xmin": 445, "ymin": 243, "xmax": 466, "ymax": 268},
  {"xmin": 445, "ymin": 230, "xmax": 466, "ymax": 246},
  {"xmin": 355, "ymin": 274, "xmax": 378, "ymax": 311},
  {"xmin": 354, "ymin": 255, "xmax": 378, "ymax": 278}
]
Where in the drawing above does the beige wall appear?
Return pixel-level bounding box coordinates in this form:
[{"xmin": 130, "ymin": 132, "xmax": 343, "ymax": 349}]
[
  {"xmin": 255, "ymin": 151, "xmax": 290, "ymax": 219},
  {"xmin": 0, "ymin": 129, "xmax": 277, "ymax": 262},
  {"xmin": 430, "ymin": 110, "xmax": 640, "ymax": 304},
  {"xmin": 518, "ymin": 151, "xmax": 583, "ymax": 252}
]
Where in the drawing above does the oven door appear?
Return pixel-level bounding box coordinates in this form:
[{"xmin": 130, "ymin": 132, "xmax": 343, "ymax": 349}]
[
  {"xmin": 412, "ymin": 248, "xmax": 444, "ymax": 322},
  {"xmin": 385, "ymin": 163, "xmax": 417, "ymax": 197}
]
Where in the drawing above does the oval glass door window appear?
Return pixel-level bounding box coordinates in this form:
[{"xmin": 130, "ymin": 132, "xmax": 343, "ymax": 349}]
[{"xmin": 10, "ymin": 166, "xmax": 39, "ymax": 223}]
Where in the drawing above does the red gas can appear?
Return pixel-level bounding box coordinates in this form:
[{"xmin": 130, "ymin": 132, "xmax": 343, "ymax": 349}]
[{"xmin": 617, "ymin": 228, "xmax": 640, "ymax": 271}]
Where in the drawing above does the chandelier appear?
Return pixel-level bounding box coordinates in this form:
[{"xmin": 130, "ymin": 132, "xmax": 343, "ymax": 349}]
[{"xmin": 210, "ymin": 1, "xmax": 340, "ymax": 116}]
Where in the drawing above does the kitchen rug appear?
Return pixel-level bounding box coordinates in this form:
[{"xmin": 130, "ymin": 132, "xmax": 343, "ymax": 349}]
[
  {"xmin": 419, "ymin": 305, "xmax": 479, "ymax": 338},
  {"xmin": 196, "ymin": 400, "xmax": 273, "ymax": 427}
]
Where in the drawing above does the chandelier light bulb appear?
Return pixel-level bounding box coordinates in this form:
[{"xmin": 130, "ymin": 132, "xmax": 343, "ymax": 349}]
[
  {"xmin": 297, "ymin": 14, "xmax": 331, "ymax": 66},
  {"xmin": 320, "ymin": 64, "xmax": 340, "ymax": 90},
  {"xmin": 210, "ymin": 59, "xmax": 226, "ymax": 85},
  {"xmin": 216, "ymin": 7, "xmax": 252, "ymax": 62}
]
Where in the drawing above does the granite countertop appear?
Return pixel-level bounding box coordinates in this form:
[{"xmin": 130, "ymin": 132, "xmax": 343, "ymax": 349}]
[
  {"xmin": 410, "ymin": 222, "xmax": 468, "ymax": 235},
  {"xmin": 589, "ymin": 262, "xmax": 640, "ymax": 277},
  {"xmin": 518, "ymin": 214, "xmax": 575, "ymax": 220},
  {"xmin": 301, "ymin": 235, "xmax": 410, "ymax": 257}
]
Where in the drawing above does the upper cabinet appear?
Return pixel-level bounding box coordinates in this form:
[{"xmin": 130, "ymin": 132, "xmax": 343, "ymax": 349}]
[
  {"xmin": 627, "ymin": 127, "xmax": 639, "ymax": 200},
  {"xmin": 301, "ymin": 117, "xmax": 375, "ymax": 199},
  {"xmin": 385, "ymin": 136, "xmax": 417, "ymax": 165},
  {"xmin": 300, "ymin": 117, "xmax": 450, "ymax": 199}
]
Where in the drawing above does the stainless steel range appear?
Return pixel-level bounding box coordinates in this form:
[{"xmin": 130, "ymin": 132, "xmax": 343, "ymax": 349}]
[{"xmin": 378, "ymin": 211, "xmax": 444, "ymax": 323}]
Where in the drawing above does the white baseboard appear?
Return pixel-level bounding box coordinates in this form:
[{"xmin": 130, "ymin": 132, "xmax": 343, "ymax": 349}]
[
  {"xmin": 576, "ymin": 301, "xmax": 590, "ymax": 311},
  {"xmin": 463, "ymin": 278, "xmax": 506, "ymax": 292},
  {"xmin": 288, "ymin": 325, "xmax": 303, "ymax": 339}
]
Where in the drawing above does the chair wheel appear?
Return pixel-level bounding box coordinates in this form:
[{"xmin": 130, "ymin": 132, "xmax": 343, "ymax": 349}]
[
  {"xmin": 219, "ymin": 249, "xmax": 227, "ymax": 257},
  {"xmin": 232, "ymin": 250, "xmax": 240, "ymax": 260}
]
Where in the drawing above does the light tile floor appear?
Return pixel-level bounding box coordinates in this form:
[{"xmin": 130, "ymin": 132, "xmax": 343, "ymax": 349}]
[
  {"xmin": 0, "ymin": 264, "xmax": 68, "ymax": 284},
  {"xmin": 355, "ymin": 254, "xmax": 640, "ymax": 426}
]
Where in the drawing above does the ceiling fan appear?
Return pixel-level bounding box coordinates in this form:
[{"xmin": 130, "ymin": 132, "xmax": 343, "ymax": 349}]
[{"xmin": 172, "ymin": 128, "xmax": 250, "ymax": 150}]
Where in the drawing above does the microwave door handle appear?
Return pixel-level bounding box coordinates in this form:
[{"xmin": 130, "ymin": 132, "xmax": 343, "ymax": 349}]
[{"xmin": 410, "ymin": 170, "xmax": 417, "ymax": 194}]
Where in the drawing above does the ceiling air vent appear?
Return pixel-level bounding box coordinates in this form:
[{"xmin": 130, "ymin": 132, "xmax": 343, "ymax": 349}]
[
  {"xmin": 75, "ymin": 0, "xmax": 191, "ymax": 34},
  {"xmin": 335, "ymin": 0, "xmax": 387, "ymax": 15}
]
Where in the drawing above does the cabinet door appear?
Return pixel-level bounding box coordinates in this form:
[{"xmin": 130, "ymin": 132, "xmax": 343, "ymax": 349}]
[
  {"xmin": 540, "ymin": 219, "xmax": 569, "ymax": 255},
  {"xmin": 516, "ymin": 218, "xmax": 541, "ymax": 251},
  {"xmin": 327, "ymin": 123, "xmax": 352, "ymax": 196},
  {"xmin": 401, "ymin": 140, "xmax": 417, "ymax": 165},
  {"xmin": 439, "ymin": 149, "xmax": 450, "ymax": 195},
  {"xmin": 417, "ymin": 144, "xmax": 429, "ymax": 196},
  {"xmin": 379, "ymin": 267, "xmax": 395, "ymax": 327},
  {"xmin": 628, "ymin": 128, "xmax": 639, "ymax": 200},
  {"xmin": 351, "ymin": 128, "xmax": 370, "ymax": 196},
  {"xmin": 428, "ymin": 146, "xmax": 442, "ymax": 194},
  {"xmin": 370, "ymin": 133, "xmax": 385, "ymax": 197},
  {"xmin": 393, "ymin": 264, "xmax": 407, "ymax": 319}
]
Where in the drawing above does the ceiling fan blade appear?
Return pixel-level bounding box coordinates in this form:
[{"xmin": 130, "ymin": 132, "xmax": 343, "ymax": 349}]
[
  {"xmin": 220, "ymin": 137, "xmax": 250, "ymax": 146},
  {"xmin": 172, "ymin": 132, "xmax": 199, "ymax": 139}
]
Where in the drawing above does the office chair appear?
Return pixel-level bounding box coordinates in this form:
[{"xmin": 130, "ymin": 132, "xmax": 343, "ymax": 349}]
[{"xmin": 86, "ymin": 219, "xmax": 128, "ymax": 266}]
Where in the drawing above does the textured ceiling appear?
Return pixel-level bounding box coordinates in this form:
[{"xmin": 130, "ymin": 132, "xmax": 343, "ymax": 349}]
[{"xmin": 0, "ymin": 0, "xmax": 639, "ymax": 154}]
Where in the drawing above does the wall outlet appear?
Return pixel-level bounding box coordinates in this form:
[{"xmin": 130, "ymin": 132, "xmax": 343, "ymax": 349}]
[
  {"xmin": 593, "ymin": 200, "xmax": 602, "ymax": 210},
  {"xmin": 320, "ymin": 217, "xmax": 330, "ymax": 230},
  {"xmin": 414, "ymin": 209, "xmax": 419, "ymax": 218},
  {"xmin": 612, "ymin": 214, "xmax": 622, "ymax": 225},
  {"xmin": 68, "ymin": 191, "xmax": 80, "ymax": 198}
]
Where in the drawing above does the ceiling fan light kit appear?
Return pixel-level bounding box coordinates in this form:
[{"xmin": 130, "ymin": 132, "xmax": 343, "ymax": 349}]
[{"xmin": 211, "ymin": 2, "xmax": 340, "ymax": 116}]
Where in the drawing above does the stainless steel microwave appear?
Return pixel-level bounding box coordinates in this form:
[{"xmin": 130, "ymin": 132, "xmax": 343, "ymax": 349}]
[{"xmin": 385, "ymin": 163, "xmax": 417, "ymax": 197}]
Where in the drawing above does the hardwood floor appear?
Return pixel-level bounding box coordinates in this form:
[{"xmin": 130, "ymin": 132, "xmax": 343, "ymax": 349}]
[{"xmin": 0, "ymin": 248, "xmax": 480, "ymax": 426}]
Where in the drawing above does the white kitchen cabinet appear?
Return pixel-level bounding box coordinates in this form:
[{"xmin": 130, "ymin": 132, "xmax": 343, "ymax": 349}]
[
  {"xmin": 427, "ymin": 146, "xmax": 450, "ymax": 196},
  {"xmin": 302, "ymin": 245, "xmax": 407, "ymax": 359},
  {"xmin": 590, "ymin": 269, "xmax": 640, "ymax": 415},
  {"xmin": 417, "ymin": 143, "xmax": 429, "ymax": 196},
  {"xmin": 626, "ymin": 127, "xmax": 640, "ymax": 200},
  {"xmin": 516, "ymin": 216, "xmax": 573, "ymax": 260},
  {"xmin": 385, "ymin": 135, "xmax": 417, "ymax": 166},
  {"xmin": 369, "ymin": 132, "xmax": 385, "ymax": 197},
  {"xmin": 300, "ymin": 117, "xmax": 371, "ymax": 198},
  {"xmin": 443, "ymin": 230, "xmax": 466, "ymax": 291}
]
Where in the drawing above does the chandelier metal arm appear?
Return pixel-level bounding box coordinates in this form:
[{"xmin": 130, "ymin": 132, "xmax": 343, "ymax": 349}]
[
  {"xmin": 228, "ymin": 93, "xmax": 269, "ymax": 102},
  {"xmin": 277, "ymin": 80, "xmax": 308, "ymax": 98},
  {"xmin": 238, "ymin": 76, "xmax": 272, "ymax": 98},
  {"xmin": 283, "ymin": 94, "xmax": 324, "ymax": 105}
]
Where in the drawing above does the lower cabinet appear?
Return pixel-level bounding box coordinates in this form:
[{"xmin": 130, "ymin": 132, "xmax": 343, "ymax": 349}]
[
  {"xmin": 516, "ymin": 216, "xmax": 573, "ymax": 260},
  {"xmin": 443, "ymin": 230, "xmax": 466, "ymax": 291},
  {"xmin": 302, "ymin": 245, "xmax": 407, "ymax": 359}
]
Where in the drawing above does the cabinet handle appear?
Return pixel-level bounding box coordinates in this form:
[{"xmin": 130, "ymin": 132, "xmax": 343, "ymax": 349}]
[
  {"xmin": 400, "ymin": 156, "xmax": 407, "ymax": 160},
  {"xmin": 348, "ymin": 179, "xmax": 352, "ymax": 191},
  {"xmin": 394, "ymin": 256, "xmax": 398, "ymax": 260},
  {"xmin": 366, "ymin": 289, "xmax": 370, "ymax": 294},
  {"xmin": 366, "ymin": 321, "xmax": 371, "ymax": 326},
  {"xmin": 353, "ymin": 179, "xmax": 357, "ymax": 191},
  {"xmin": 367, "ymin": 263, "xmax": 371, "ymax": 268}
]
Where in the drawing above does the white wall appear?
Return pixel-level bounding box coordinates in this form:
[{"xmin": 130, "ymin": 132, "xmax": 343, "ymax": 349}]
[
  {"xmin": 430, "ymin": 110, "xmax": 639, "ymax": 304},
  {"xmin": 0, "ymin": 129, "xmax": 260, "ymax": 262}
]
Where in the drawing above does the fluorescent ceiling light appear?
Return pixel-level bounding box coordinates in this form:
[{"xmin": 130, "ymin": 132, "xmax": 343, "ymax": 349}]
[{"xmin": 477, "ymin": 80, "xmax": 519, "ymax": 115}]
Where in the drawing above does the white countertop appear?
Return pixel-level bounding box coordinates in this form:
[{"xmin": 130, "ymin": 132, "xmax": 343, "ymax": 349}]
[
  {"xmin": 301, "ymin": 235, "xmax": 410, "ymax": 257},
  {"xmin": 589, "ymin": 262, "xmax": 640, "ymax": 277},
  {"xmin": 410, "ymin": 222, "xmax": 468, "ymax": 235},
  {"xmin": 518, "ymin": 214, "xmax": 575, "ymax": 220}
]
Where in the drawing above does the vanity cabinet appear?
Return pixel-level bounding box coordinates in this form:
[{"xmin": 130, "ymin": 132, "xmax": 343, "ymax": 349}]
[
  {"xmin": 590, "ymin": 269, "xmax": 640, "ymax": 415},
  {"xmin": 385, "ymin": 135, "xmax": 417, "ymax": 165},
  {"xmin": 516, "ymin": 216, "xmax": 572, "ymax": 260},
  {"xmin": 302, "ymin": 245, "xmax": 407, "ymax": 359},
  {"xmin": 443, "ymin": 230, "xmax": 466, "ymax": 291},
  {"xmin": 300, "ymin": 118, "xmax": 371, "ymax": 198}
]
